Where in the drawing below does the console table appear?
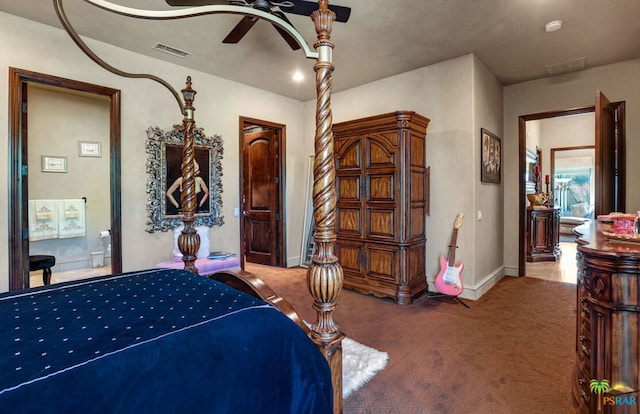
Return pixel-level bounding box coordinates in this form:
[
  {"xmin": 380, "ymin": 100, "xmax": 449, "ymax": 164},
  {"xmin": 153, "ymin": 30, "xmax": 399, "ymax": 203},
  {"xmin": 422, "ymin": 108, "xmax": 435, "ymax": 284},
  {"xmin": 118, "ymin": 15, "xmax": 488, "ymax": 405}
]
[
  {"xmin": 526, "ymin": 206, "xmax": 560, "ymax": 262},
  {"xmin": 572, "ymin": 221, "xmax": 640, "ymax": 413}
]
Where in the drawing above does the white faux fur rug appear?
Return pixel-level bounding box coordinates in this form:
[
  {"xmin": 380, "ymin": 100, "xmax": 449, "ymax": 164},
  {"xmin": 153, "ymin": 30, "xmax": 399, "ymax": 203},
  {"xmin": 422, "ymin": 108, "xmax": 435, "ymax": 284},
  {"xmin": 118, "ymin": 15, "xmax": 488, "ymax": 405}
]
[{"xmin": 342, "ymin": 337, "xmax": 389, "ymax": 398}]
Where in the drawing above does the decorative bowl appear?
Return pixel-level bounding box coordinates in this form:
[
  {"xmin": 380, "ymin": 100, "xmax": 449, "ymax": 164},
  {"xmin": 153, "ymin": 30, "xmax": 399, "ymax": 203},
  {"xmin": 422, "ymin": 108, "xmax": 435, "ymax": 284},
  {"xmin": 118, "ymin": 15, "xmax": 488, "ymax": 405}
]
[{"xmin": 527, "ymin": 193, "xmax": 548, "ymax": 206}]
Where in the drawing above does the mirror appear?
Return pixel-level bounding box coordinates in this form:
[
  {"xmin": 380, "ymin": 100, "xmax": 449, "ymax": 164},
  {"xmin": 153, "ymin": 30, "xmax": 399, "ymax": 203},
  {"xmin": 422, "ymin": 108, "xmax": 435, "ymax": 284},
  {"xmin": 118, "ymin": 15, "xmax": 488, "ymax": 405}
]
[{"xmin": 145, "ymin": 125, "xmax": 224, "ymax": 232}]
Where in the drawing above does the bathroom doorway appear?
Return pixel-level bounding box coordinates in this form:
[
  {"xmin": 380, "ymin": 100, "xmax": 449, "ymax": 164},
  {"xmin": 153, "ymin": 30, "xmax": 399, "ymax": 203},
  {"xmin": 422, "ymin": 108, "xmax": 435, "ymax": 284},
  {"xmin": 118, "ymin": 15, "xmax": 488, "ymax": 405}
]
[{"xmin": 8, "ymin": 68, "xmax": 122, "ymax": 290}]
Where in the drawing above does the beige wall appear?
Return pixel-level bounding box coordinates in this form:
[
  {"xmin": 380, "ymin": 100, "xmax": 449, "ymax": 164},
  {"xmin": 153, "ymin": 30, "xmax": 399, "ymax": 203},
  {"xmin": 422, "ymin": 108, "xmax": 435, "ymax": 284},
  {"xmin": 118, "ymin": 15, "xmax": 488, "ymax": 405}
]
[
  {"xmin": 0, "ymin": 12, "xmax": 314, "ymax": 290},
  {"xmin": 503, "ymin": 58, "xmax": 640, "ymax": 274}
]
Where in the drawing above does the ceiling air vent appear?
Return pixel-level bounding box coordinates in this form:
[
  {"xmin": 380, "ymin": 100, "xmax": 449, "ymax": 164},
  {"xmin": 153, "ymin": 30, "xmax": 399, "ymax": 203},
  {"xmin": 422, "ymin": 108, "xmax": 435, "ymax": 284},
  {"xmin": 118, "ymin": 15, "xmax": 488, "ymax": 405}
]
[
  {"xmin": 153, "ymin": 43, "xmax": 190, "ymax": 59},
  {"xmin": 545, "ymin": 56, "xmax": 586, "ymax": 76}
]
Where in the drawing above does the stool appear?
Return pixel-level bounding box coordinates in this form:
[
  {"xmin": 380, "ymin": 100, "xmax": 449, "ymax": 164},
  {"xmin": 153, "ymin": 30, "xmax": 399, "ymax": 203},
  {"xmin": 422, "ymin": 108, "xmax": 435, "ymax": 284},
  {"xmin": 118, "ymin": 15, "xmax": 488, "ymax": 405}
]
[{"xmin": 29, "ymin": 255, "xmax": 56, "ymax": 285}]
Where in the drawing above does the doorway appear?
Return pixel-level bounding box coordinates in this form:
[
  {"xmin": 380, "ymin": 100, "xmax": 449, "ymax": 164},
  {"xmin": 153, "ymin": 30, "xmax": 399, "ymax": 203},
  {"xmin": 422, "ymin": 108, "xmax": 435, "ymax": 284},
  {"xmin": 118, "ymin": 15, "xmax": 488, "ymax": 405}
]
[
  {"xmin": 518, "ymin": 91, "xmax": 626, "ymax": 276},
  {"xmin": 8, "ymin": 68, "xmax": 122, "ymax": 290},
  {"xmin": 239, "ymin": 117, "xmax": 286, "ymax": 267}
]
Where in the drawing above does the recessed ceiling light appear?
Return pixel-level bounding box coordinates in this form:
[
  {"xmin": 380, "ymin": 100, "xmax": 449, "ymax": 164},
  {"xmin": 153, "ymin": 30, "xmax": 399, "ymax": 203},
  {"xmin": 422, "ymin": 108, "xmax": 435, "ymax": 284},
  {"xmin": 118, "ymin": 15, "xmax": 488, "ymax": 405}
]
[
  {"xmin": 545, "ymin": 20, "xmax": 563, "ymax": 33},
  {"xmin": 292, "ymin": 71, "xmax": 304, "ymax": 82}
]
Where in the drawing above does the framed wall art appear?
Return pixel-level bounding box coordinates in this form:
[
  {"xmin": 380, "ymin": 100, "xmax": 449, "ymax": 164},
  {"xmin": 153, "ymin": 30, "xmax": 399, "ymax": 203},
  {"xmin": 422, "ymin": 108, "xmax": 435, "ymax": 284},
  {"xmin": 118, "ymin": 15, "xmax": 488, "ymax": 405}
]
[
  {"xmin": 78, "ymin": 141, "xmax": 102, "ymax": 157},
  {"xmin": 41, "ymin": 155, "xmax": 68, "ymax": 173},
  {"xmin": 145, "ymin": 124, "xmax": 224, "ymax": 232},
  {"xmin": 481, "ymin": 128, "xmax": 501, "ymax": 184}
]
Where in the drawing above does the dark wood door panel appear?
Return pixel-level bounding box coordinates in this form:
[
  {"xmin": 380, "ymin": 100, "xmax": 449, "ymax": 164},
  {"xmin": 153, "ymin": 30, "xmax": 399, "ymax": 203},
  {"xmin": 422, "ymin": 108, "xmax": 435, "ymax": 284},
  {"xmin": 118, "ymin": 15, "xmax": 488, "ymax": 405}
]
[{"xmin": 243, "ymin": 129, "xmax": 278, "ymax": 266}]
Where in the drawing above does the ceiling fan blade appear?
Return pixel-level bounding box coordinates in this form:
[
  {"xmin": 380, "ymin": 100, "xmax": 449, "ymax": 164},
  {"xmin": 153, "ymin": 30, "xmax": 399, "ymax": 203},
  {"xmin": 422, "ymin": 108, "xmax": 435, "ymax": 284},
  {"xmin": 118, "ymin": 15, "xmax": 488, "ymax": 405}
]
[
  {"xmin": 272, "ymin": 24, "xmax": 301, "ymax": 50},
  {"xmin": 286, "ymin": 0, "xmax": 351, "ymax": 23},
  {"xmin": 271, "ymin": 10, "xmax": 301, "ymax": 50},
  {"xmin": 223, "ymin": 15, "xmax": 259, "ymax": 43},
  {"xmin": 166, "ymin": 0, "xmax": 229, "ymax": 6}
]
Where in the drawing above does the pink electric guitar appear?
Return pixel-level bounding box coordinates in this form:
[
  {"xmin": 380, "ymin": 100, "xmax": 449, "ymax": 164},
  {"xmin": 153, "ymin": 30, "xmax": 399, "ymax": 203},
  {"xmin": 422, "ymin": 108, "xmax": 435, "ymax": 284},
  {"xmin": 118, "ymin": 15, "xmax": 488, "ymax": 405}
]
[{"xmin": 435, "ymin": 213, "xmax": 464, "ymax": 297}]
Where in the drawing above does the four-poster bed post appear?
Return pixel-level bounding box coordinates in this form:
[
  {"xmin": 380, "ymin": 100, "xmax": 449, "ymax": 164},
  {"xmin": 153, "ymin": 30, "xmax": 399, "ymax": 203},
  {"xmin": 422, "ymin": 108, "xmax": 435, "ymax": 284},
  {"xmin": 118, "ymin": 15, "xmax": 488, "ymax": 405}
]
[
  {"xmin": 307, "ymin": 2, "xmax": 345, "ymax": 413},
  {"xmin": 177, "ymin": 78, "xmax": 200, "ymax": 273}
]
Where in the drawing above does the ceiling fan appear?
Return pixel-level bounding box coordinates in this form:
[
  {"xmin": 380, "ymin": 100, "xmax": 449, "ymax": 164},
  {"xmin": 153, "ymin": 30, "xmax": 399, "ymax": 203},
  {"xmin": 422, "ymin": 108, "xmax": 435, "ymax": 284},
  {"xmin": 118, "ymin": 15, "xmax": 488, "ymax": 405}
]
[{"xmin": 165, "ymin": 0, "xmax": 351, "ymax": 51}]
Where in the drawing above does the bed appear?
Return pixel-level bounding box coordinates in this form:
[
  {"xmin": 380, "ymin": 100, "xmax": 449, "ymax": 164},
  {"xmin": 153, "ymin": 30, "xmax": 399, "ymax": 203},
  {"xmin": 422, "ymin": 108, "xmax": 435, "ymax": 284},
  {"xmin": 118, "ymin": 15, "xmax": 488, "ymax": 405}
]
[
  {"xmin": 0, "ymin": 268, "xmax": 332, "ymax": 413},
  {"xmin": 12, "ymin": 1, "xmax": 346, "ymax": 413}
]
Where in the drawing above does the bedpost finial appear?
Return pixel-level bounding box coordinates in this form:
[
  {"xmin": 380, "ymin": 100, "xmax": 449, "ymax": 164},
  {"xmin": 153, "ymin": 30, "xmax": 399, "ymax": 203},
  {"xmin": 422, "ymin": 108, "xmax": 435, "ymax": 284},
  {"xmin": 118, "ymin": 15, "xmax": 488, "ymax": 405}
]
[{"xmin": 181, "ymin": 76, "xmax": 197, "ymax": 112}]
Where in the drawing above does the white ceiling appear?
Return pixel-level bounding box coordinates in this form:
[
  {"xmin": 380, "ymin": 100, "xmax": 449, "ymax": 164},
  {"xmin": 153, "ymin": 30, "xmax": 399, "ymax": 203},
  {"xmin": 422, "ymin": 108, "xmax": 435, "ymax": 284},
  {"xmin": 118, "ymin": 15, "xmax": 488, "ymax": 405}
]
[{"xmin": 1, "ymin": 0, "xmax": 640, "ymax": 101}]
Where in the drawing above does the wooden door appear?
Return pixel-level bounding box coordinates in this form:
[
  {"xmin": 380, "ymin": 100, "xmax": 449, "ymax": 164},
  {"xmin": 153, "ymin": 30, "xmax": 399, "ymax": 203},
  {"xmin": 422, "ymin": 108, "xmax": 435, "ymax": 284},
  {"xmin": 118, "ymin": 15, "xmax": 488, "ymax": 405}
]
[
  {"xmin": 595, "ymin": 90, "xmax": 626, "ymax": 216},
  {"xmin": 242, "ymin": 129, "xmax": 280, "ymax": 265}
]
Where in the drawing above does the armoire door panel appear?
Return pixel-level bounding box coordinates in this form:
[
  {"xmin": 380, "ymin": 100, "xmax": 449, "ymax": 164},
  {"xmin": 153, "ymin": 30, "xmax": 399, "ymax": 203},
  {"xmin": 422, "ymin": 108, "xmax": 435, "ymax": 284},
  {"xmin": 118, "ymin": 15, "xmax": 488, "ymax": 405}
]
[
  {"xmin": 408, "ymin": 245, "xmax": 426, "ymax": 280},
  {"xmin": 337, "ymin": 175, "xmax": 361, "ymax": 202},
  {"xmin": 367, "ymin": 209, "xmax": 396, "ymax": 239},
  {"xmin": 410, "ymin": 170, "xmax": 425, "ymax": 202},
  {"xmin": 411, "ymin": 136, "xmax": 425, "ymax": 166},
  {"xmin": 337, "ymin": 208, "xmax": 362, "ymax": 235},
  {"xmin": 366, "ymin": 135, "xmax": 396, "ymax": 168},
  {"xmin": 366, "ymin": 246, "xmax": 396, "ymax": 283},
  {"xmin": 335, "ymin": 242, "xmax": 363, "ymax": 275},
  {"xmin": 336, "ymin": 138, "xmax": 362, "ymax": 170},
  {"xmin": 368, "ymin": 174, "xmax": 395, "ymax": 202},
  {"xmin": 411, "ymin": 206, "xmax": 425, "ymax": 237}
]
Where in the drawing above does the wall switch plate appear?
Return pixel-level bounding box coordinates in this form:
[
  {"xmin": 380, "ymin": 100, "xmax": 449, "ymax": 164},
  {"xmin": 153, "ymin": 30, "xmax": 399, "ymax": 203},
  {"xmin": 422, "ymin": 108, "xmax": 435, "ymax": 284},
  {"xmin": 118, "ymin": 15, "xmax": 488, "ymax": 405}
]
[
  {"xmin": 234, "ymin": 208, "xmax": 239, "ymax": 217},
  {"xmin": 477, "ymin": 210, "xmax": 483, "ymax": 221}
]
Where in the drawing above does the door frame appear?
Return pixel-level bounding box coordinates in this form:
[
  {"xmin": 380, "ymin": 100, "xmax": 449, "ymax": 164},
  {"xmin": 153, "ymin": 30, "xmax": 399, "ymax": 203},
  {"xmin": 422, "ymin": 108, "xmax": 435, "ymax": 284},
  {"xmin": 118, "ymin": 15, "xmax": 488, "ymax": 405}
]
[
  {"xmin": 8, "ymin": 67, "xmax": 122, "ymax": 290},
  {"xmin": 517, "ymin": 105, "xmax": 593, "ymax": 277},
  {"xmin": 238, "ymin": 116, "xmax": 286, "ymax": 268}
]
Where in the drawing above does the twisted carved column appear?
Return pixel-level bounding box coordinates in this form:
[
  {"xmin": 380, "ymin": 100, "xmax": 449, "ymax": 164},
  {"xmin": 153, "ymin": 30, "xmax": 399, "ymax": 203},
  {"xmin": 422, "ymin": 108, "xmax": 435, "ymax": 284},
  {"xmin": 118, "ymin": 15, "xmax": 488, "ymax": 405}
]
[
  {"xmin": 178, "ymin": 76, "xmax": 200, "ymax": 274},
  {"xmin": 307, "ymin": 2, "xmax": 345, "ymax": 412}
]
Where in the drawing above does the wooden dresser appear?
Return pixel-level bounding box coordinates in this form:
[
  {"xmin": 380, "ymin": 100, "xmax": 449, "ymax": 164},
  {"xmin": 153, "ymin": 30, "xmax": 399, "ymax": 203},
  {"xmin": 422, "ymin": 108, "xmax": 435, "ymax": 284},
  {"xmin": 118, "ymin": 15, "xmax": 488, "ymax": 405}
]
[
  {"xmin": 333, "ymin": 111, "xmax": 429, "ymax": 304},
  {"xmin": 572, "ymin": 221, "xmax": 640, "ymax": 413},
  {"xmin": 526, "ymin": 206, "xmax": 560, "ymax": 262}
]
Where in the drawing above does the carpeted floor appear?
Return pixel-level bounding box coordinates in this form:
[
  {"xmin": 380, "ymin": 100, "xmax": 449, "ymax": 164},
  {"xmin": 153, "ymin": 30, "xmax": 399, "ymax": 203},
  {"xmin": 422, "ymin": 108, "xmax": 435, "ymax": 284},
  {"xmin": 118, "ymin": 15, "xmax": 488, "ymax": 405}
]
[{"xmin": 246, "ymin": 263, "xmax": 575, "ymax": 414}]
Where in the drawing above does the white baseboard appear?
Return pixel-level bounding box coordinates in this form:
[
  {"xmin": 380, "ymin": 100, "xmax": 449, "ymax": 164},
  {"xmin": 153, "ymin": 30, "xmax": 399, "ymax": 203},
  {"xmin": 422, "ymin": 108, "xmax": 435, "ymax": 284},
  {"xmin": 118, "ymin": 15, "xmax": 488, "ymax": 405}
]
[{"xmin": 286, "ymin": 256, "xmax": 302, "ymax": 268}]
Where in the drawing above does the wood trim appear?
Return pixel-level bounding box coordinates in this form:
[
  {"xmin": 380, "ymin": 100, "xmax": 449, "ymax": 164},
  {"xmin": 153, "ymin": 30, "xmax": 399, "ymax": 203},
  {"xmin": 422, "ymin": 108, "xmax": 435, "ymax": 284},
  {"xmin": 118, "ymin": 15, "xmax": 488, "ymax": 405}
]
[
  {"xmin": 8, "ymin": 67, "xmax": 122, "ymax": 290},
  {"xmin": 518, "ymin": 106, "xmax": 594, "ymax": 277}
]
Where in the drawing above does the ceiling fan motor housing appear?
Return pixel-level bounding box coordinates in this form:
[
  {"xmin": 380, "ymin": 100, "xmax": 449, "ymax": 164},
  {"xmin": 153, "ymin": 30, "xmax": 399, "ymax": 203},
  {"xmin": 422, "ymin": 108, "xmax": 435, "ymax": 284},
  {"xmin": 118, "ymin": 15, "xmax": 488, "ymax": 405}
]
[{"xmin": 252, "ymin": 0, "xmax": 271, "ymax": 11}]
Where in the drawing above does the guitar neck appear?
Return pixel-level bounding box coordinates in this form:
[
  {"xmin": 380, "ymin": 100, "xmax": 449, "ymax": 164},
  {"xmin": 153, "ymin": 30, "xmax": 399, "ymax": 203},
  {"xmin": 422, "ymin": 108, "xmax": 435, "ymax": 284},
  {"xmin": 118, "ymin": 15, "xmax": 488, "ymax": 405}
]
[{"xmin": 447, "ymin": 229, "xmax": 459, "ymax": 266}]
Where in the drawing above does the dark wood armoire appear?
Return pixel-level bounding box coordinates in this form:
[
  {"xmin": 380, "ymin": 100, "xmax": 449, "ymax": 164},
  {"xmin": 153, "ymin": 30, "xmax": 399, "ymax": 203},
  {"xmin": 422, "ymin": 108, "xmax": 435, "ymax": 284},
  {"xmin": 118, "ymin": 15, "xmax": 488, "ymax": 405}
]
[{"xmin": 333, "ymin": 111, "xmax": 429, "ymax": 304}]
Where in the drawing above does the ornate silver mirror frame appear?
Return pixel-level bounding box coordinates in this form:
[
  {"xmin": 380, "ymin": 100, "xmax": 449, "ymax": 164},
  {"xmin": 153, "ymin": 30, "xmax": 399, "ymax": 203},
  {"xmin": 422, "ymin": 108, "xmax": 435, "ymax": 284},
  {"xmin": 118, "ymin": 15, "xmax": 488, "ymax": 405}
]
[{"xmin": 145, "ymin": 125, "xmax": 224, "ymax": 232}]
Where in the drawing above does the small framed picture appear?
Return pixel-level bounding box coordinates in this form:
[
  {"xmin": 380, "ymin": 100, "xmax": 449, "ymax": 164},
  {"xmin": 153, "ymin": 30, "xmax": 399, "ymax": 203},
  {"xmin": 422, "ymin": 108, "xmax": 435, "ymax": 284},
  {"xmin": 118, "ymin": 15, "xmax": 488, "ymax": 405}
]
[
  {"xmin": 78, "ymin": 141, "xmax": 102, "ymax": 157},
  {"xmin": 41, "ymin": 155, "xmax": 68, "ymax": 173},
  {"xmin": 481, "ymin": 128, "xmax": 501, "ymax": 184}
]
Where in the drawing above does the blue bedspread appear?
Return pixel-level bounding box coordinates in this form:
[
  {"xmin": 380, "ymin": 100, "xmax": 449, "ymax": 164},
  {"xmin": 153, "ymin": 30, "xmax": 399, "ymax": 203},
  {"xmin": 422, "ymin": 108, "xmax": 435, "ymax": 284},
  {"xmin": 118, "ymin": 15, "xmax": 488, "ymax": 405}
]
[{"xmin": 0, "ymin": 269, "xmax": 332, "ymax": 413}]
